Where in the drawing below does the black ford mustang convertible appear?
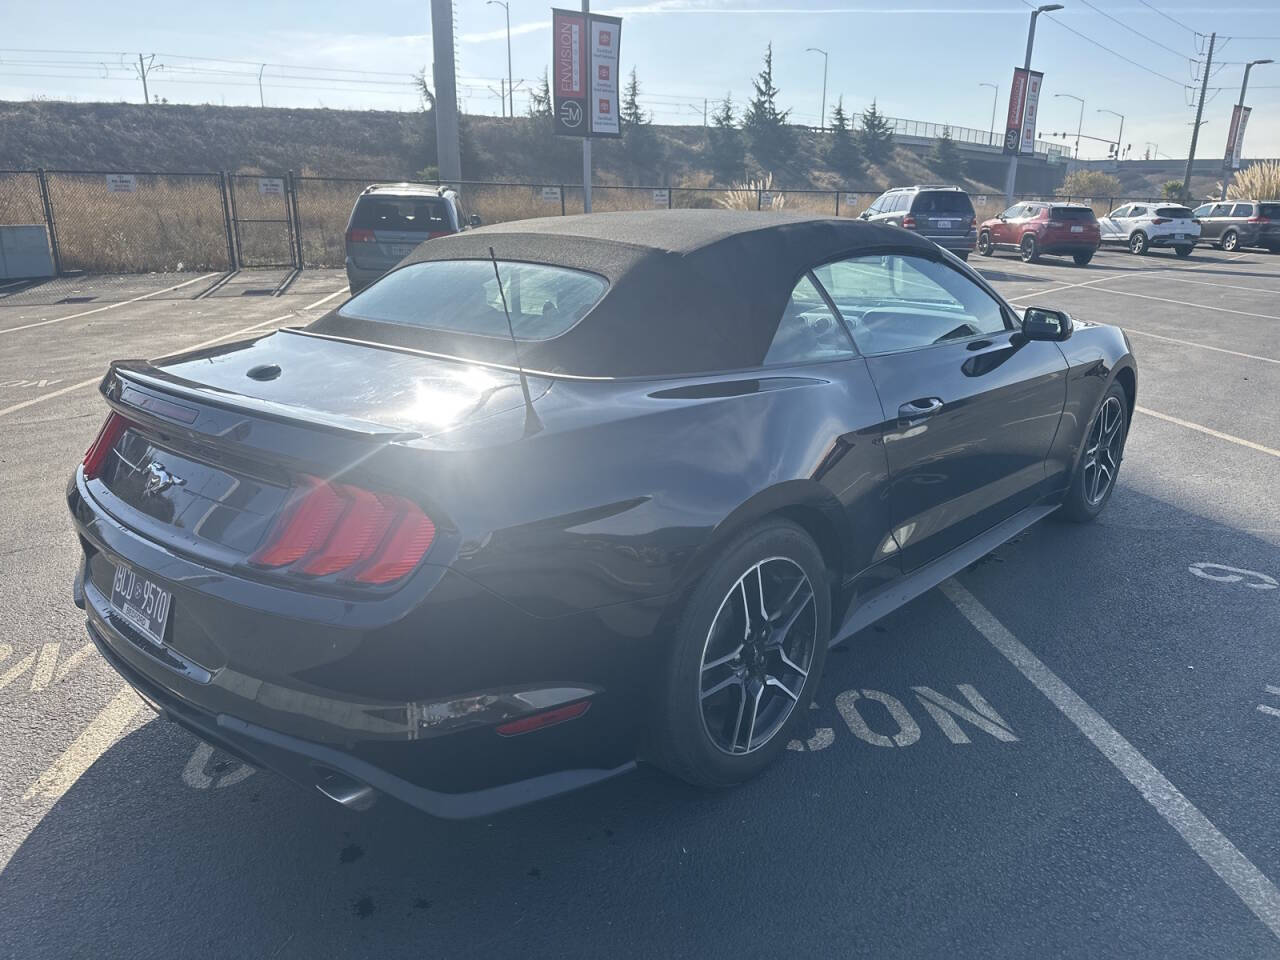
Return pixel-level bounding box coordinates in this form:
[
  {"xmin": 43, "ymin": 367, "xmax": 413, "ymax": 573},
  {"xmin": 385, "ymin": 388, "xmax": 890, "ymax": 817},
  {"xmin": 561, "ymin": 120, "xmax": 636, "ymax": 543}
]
[{"xmin": 69, "ymin": 211, "xmax": 1136, "ymax": 817}]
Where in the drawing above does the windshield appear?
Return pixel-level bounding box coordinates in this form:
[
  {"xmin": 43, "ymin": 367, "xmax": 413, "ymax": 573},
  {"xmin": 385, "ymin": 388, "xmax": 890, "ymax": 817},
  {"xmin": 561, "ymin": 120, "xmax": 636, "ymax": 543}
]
[
  {"xmin": 338, "ymin": 259, "xmax": 607, "ymax": 341},
  {"xmin": 351, "ymin": 196, "xmax": 453, "ymax": 233}
]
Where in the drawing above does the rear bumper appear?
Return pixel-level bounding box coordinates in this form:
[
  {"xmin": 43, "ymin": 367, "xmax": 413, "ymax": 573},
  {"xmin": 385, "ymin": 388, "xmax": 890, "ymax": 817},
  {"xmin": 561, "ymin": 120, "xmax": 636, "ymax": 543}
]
[
  {"xmin": 69, "ymin": 471, "xmax": 655, "ymax": 817},
  {"xmin": 922, "ymin": 232, "xmax": 977, "ymax": 253},
  {"xmin": 1146, "ymin": 233, "xmax": 1198, "ymax": 247},
  {"xmin": 343, "ymin": 258, "xmax": 388, "ymax": 292}
]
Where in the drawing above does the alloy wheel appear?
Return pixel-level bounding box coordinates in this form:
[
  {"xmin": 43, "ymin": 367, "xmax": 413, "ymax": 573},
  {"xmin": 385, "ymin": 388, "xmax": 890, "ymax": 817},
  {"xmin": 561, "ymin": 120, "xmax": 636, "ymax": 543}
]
[
  {"xmin": 1020, "ymin": 236, "xmax": 1037, "ymax": 262},
  {"xmin": 1082, "ymin": 396, "xmax": 1124, "ymax": 506},
  {"xmin": 698, "ymin": 557, "xmax": 817, "ymax": 756},
  {"xmin": 1129, "ymin": 233, "xmax": 1147, "ymax": 254},
  {"xmin": 1223, "ymin": 231, "xmax": 1239, "ymax": 252}
]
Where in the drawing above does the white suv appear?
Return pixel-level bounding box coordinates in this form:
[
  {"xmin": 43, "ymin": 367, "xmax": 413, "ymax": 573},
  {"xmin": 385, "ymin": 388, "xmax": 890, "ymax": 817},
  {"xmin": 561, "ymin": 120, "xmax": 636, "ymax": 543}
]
[{"xmin": 1098, "ymin": 203, "xmax": 1199, "ymax": 257}]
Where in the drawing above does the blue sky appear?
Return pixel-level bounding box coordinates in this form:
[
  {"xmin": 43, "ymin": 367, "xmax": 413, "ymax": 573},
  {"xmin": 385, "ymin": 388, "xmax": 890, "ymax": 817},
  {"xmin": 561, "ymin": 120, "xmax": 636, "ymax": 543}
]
[{"xmin": 3, "ymin": 0, "xmax": 1279, "ymax": 158}]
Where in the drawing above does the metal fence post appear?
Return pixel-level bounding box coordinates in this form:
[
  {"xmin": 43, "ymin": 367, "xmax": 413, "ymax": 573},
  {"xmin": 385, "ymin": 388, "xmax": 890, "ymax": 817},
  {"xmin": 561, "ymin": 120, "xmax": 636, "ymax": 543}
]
[
  {"xmin": 35, "ymin": 168, "xmax": 62, "ymax": 276},
  {"xmin": 217, "ymin": 172, "xmax": 237, "ymax": 271},
  {"xmin": 560, "ymin": 185, "xmax": 566, "ymax": 216},
  {"xmin": 834, "ymin": 190, "xmax": 841, "ymax": 216},
  {"xmin": 286, "ymin": 171, "xmax": 304, "ymax": 269},
  {"xmin": 226, "ymin": 174, "xmax": 243, "ymax": 268},
  {"xmin": 756, "ymin": 188, "xmax": 763, "ymax": 211}
]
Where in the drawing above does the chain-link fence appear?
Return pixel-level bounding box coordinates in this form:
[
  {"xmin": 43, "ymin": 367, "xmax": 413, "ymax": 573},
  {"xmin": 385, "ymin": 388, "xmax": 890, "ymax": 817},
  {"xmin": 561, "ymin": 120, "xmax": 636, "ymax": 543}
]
[{"xmin": 0, "ymin": 167, "xmax": 1174, "ymax": 278}]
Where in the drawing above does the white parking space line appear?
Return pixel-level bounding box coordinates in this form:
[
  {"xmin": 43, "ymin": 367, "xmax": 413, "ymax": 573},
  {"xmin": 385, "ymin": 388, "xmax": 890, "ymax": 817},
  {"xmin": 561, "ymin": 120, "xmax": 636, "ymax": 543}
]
[
  {"xmin": 1152, "ymin": 275, "xmax": 1280, "ymax": 296},
  {"xmin": 0, "ymin": 285, "xmax": 347, "ymax": 420},
  {"xmin": 0, "ymin": 272, "xmax": 219, "ymax": 336},
  {"xmin": 1135, "ymin": 406, "xmax": 1280, "ymax": 459},
  {"xmin": 22, "ymin": 685, "xmax": 148, "ymax": 802},
  {"xmin": 1001, "ymin": 253, "xmax": 1252, "ymax": 303},
  {"xmin": 1072, "ymin": 285, "xmax": 1280, "ymax": 322},
  {"xmin": 1123, "ymin": 328, "xmax": 1279, "ymax": 365},
  {"xmin": 941, "ymin": 580, "xmax": 1280, "ymax": 941}
]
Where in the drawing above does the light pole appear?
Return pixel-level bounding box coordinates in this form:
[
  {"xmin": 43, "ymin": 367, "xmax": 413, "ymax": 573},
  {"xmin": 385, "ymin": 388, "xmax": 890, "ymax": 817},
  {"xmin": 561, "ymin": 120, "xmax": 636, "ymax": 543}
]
[
  {"xmin": 1054, "ymin": 93, "xmax": 1084, "ymax": 159},
  {"xmin": 1097, "ymin": 108, "xmax": 1124, "ymax": 159},
  {"xmin": 1220, "ymin": 58, "xmax": 1272, "ymax": 199},
  {"xmin": 806, "ymin": 47, "xmax": 828, "ymax": 131},
  {"xmin": 1004, "ymin": 3, "xmax": 1063, "ymax": 205},
  {"xmin": 487, "ymin": 0, "xmax": 514, "ymax": 121},
  {"xmin": 1145, "ymin": 141, "xmax": 1158, "ymax": 160},
  {"xmin": 979, "ymin": 81, "xmax": 999, "ymax": 147}
]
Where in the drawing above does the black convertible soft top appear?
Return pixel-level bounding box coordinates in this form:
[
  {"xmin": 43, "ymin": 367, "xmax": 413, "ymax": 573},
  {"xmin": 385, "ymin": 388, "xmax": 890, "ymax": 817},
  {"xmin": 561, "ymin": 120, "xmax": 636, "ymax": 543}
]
[{"xmin": 312, "ymin": 209, "xmax": 939, "ymax": 378}]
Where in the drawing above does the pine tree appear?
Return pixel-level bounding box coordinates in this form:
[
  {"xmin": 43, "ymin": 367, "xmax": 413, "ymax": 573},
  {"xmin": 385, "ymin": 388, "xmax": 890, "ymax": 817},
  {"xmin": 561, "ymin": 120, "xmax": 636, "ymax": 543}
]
[
  {"xmin": 620, "ymin": 67, "xmax": 661, "ymax": 178},
  {"xmin": 826, "ymin": 96, "xmax": 862, "ymax": 179},
  {"xmin": 743, "ymin": 43, "xmax": 792, "ymax": 173},
  {"xmin": 929, "ymin": 125, "xmax": 963, "ymax": 179},
  {"xmin": 859, "ymin": 99, "xmax": 895, "ymax": 165},
  {"xmin": 708, "ymin": 94, "xmax": 744, "ymax": 183},
  {"xmin": 528, "ymin": 68, "xmax": 552, "ymax": 118}
]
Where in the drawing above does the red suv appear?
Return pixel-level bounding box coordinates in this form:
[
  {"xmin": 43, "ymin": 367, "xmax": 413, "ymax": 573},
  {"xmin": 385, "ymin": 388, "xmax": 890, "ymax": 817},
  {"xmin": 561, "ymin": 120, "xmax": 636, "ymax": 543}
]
[{"xmin": 977, "ymin": 201, "xmax": 1101, "ymax": 266}]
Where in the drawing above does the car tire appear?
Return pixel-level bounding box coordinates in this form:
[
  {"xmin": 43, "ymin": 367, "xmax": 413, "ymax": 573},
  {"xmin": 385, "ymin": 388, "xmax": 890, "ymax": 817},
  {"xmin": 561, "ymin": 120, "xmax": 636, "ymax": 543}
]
[
  {"xmin": 1222, "ymin": 230, "xmax": 1239, "ymax": 252},
  {"xmin": 1072, "ymin": 251, "xmax": 1093, "ymax": 266},
  {"xmin": 1174, "ymin": 245, "xmax": 1193, "ymax": 258},
  {"xmin": 651, "ymin": 519, "xmax": 830, "ymax": 789},
  {"xmin": 1056, "ymin": 382, "xmax": 1129, "ymax": 524},
  {"xmin": 1128, "ymin": 232, "xmax": 1149, "ymax": 255},
  {"xmin": 1020, "ymin": 235, "xmax": 1039, "ymax": 263},
  {"xmin": 977, "ymin": 232, "xmax": 994, "ymax": 256}
]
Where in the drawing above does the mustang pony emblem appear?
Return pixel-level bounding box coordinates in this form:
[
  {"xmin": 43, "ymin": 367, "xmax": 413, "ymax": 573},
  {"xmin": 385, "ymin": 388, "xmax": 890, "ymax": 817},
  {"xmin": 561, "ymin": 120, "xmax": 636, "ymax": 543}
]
[{"xmin": 143, "ymin": 461, "xmax": 184, "ymax": 497}]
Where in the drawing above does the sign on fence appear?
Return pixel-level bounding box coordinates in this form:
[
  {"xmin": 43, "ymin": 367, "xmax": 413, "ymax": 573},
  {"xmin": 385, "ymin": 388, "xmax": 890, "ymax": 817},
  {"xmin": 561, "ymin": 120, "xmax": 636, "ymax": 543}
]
[
  {"xmin": 105, "ymin": 174, "xmax": 136, "ymax": 193},
  {"xmin": 652, "ymin": 189, "xmax": 669, "ymax": 208},
  {"xmin": 845, "ymin": 193, "xmax": 860, "ymax": 207},
  {"xmin": 760, "ymin": 191, "xmax": 775, "ymax": 206},
  {"xmin": 540, "ymin": 186, "xmax": 563, "ymax": 203},
  {"xmin": 258, "ymin": 177, "xmax": 285, "ymax": 196},
  {"xmin": 976, "ymin": 195, "xmax": 988, "ymax": 204}
]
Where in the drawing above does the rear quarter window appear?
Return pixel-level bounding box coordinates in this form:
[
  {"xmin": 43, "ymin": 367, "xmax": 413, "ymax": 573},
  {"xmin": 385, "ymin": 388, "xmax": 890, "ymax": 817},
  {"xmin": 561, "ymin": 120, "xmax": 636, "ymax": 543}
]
[
  {"xmin": 337, "ymin": 259, "xmax": 607, "ymax": 341},
  {"xmin": 352, "ymin": 197, "xmax": 453, "ymax": 233},
  {"xmin": 911, "ymin": 191, "xmax": 974, "ymax": 214}
]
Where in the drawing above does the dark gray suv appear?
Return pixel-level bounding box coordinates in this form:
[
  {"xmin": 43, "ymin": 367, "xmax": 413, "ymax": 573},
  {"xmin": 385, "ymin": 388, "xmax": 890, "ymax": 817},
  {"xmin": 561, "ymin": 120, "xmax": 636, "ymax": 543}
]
[
  {"xmin": 860, "ymin": 185, "xmax": 977, "ymax": 259},
  {"xmin": 1192, "ymin": 200, "xmax": 1280, "ymax": 253},
  {"xmin": 344, "ymin": 184, "xmax": 464, "ymax": 294}
]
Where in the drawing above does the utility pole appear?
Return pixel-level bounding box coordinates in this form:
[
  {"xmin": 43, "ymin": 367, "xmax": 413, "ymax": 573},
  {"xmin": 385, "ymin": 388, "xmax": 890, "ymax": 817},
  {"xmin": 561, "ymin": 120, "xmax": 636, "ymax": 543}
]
[
  {"xmin": 137, "ymin": 53, "xmax": 154, "ymax": 105},
  {"xmin": 1005, "ymin": 5, "xmax": 1063, "ymax": 205},
  {"xmin": 487, "ymin": 0, "xmax": 515, "ymax": 121},
  {"xmin": 582, "ymin": 0, "xmax": 592, "ymax": 213},
  {"xmin": 258, "ymin": 64, "xmax": 266, "ymax": 108},
  {"xmin": 1182, "ymin": 31, "xmax": 1215, "ymax": 203},
  {"xmin": 979, "ymin": 82, "xmax": 998, "ymax": 146},
  {"xmin": 431, "ymin": 0, "xmax": 462, "ymax": 183},
  {"xmin": 806, "ymin": 47, "xmax": 828, "ymax": 131},
  {"xmin": 704, "ymin": 98, "xmax": 708, "ymax": 127},
  {"xmin": 1220, "ymin": 58, "xmax": 1272, "ymax": 199}
]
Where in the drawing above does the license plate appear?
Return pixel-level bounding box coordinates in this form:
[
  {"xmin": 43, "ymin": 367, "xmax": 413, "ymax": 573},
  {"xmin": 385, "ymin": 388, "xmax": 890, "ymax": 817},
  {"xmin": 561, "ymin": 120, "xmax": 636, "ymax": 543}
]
[
  {"xmin": 1071, "ymin": 225, "xmax": 1084, "ymax": 233},
  {"xmin": 1174, "ymin": 234, "xmax": 1184, "ymax": 240},
  {"xmin": 110, "ymin": 562, "xmax": 172, "ymax": 646},
  {"xmin": 936, "ymin": 220, "xmax": 952, "ymax": 230},
  {"xmin": 389, "ymin": 244, "xmax": 414, "ymax": 257}
]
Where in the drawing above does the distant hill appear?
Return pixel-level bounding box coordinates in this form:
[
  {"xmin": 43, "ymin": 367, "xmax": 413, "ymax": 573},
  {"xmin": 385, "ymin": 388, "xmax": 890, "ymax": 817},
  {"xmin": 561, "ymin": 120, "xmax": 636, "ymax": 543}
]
[{"xmin": 0, "ymin": 99, "xmax": 1005, "ymax": 194}]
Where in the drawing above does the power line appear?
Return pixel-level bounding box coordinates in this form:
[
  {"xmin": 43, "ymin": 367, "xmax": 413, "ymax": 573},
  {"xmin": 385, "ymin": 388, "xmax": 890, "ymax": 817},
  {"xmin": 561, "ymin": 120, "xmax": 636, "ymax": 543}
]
[
  {"xmin": 1075, "ymin": 0, "xmax": 1192, "ymax": 61},
  {"xmin": 1135, "ymin": 0, "xmax": 1199, "ymax": 36},
  {"xmin": 1026, "ymin": 3, "xmax": 1194, "ymax": 88}
]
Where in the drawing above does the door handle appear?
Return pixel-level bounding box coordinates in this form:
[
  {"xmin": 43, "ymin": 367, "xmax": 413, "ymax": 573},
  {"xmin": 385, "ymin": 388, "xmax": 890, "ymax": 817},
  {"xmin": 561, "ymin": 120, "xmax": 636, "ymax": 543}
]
[{"xmin": 898, "ymin": 397, "xmax": 944, "ymax": 426}]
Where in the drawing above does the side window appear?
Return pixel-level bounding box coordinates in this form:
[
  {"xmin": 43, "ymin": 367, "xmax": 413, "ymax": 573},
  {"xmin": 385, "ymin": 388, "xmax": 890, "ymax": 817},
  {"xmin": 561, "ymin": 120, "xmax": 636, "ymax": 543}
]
[
  {"xmin": 1193, "ymin": 204, "xmax": 1212, "ymax": 217},
  {"xmin": 1002, "ymin": 204, "xmax": 1024, "ymax": 219},
  {"xmin": 892, "ymin": 195, "xmax": 908, "ymax": 213},
  {"xmin": 812, "ymin": 254, "xmax": 1009, "ymax": 356},
  {"xmin": 1231, "ymin": 203, "xmax": 1254, "ymax": 218},
  {"xmin": 1130, "ymin": 206, "xmax": 1148, "ymax": 218},
  {"xmin": 763, "ymin": 274, "xmax": 855, "ymax": 366},
  {"xmin": 867, "ymin": 195, "xmax": 885, "ymax": 214},
  {"xmin": 1209, "ymin": 203, "xmax": 1233, "ymax": 217},
  {"xmin": 1109, "ymin": 205, "xmax": 1131, "ymax": 219}
]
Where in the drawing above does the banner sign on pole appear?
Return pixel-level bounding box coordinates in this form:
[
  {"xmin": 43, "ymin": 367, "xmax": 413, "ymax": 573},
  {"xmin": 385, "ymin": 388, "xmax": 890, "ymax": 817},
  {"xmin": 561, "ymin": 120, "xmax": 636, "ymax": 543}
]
[
  {"xmin": 1003, "ymin": 68, "xmax": 1043, "ymax": 156},
  {"xmin": 1224, "ymin": 104, "xmax": 1251, "ymax": 170},
  {"xmin": 1019, "ymin": 70, "xmax": 1043, "ymax": 155},
  {"xmin": 552, "ymin": 7, "xmax": 621, "ymax": 139},
  {"xmin": 105, "ymin": 174, "xmax": 137, "ymax": 193}
]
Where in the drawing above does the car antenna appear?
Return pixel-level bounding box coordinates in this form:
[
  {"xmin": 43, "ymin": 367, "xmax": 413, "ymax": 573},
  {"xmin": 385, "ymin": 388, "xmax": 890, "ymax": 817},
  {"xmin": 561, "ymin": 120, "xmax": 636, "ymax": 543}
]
[{"xmin": 488, "ymin": 247, "xmax": 543, "ymax": 437}]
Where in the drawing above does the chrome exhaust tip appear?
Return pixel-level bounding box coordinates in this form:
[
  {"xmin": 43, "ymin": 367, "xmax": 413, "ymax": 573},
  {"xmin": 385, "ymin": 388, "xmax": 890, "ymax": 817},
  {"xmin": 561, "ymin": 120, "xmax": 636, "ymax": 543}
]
[{"xmin": 314, "ymin": 767, "xmax": 377, "ymax": 811}]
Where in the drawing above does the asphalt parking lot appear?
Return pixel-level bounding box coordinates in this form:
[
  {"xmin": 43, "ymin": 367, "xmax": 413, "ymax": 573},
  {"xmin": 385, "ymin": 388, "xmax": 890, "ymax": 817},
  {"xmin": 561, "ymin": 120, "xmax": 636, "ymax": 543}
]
[{"xmin": 1, "ymin": 246, "xmax": 1278, "ymax": 959}]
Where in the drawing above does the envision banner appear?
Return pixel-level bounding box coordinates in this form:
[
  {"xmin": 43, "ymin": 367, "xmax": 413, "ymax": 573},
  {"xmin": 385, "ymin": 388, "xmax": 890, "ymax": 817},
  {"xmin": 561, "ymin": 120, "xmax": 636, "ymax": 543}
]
[
  {"xmin": 552, "ymin": 8, "xmax": 622, "ymax": 138},
  {"xmin": 1224, "ymin": 104, "xmax": 1252, "ymax": 170},
  {"xmin": 1003, "ymin": 67, "xmax": 1044, "ymax": 156}
]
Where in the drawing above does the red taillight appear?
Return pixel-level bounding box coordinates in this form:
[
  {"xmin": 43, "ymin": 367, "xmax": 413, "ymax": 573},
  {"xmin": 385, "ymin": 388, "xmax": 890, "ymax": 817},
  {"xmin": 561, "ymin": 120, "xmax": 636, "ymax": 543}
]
[
  {"xmin": 1248, "ymin": 216, "xmax": 1270, "ymax": 224},
  {"xmin": 969, "ymin": 217, "xmax": 977, "ymax": 230},
  {"xmin": 902, "ymin": 214, "xmax": 916, "ymax": 229},
  {"xmin": 82, "ymin": 412, "xmax": 129, "ymax": 479},
  {"xmin": 346, "ymin": 228, "xmax": 376, "ymax": 243},
  {"xmin": 1151, "ymin": 217, "xmax": 1171, "ymax": 225},
  {"xmin": 426, "ymin": 230, "xmax": 453, "ymax": 240},
  {"xmin": 496, "ymin": 700, "xmax": 591, "ymax": 737},
  {"xmin": 251, "ymin": 476, "xmax": 435, "ymax": 585}
]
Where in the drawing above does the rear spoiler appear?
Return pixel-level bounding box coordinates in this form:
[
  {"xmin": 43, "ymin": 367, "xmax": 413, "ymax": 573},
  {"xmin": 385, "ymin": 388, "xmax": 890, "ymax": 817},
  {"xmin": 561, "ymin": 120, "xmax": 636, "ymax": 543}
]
[{"xmin": 105, "ymin": 361, "xmax": 422, "ymax": 442}]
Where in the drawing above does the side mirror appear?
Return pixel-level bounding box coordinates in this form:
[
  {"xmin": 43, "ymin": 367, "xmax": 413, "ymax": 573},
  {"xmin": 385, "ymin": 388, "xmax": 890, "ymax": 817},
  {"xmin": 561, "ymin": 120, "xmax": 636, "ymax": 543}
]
[
  {"xmin": 469, "ymin": 213, "xmax": 483, "ymax": 227},
  {"xmin": 1022, "ymin": 306, "xmax": 1073, "ymax": 342},
  {"xmin": 859, "ymin": 211, "xmax": 871, "ymax": 220},
  {"xmin": 997, "ymin": 214, "xmax": 1006, "ymax": 221}
]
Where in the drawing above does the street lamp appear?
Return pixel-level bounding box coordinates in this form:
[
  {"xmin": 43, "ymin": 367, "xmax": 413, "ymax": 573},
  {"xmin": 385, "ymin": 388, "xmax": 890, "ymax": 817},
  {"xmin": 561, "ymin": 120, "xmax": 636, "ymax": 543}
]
[
  {"xmin": 1005, "ymin": 4, "xmax": 1064, "ymax": 204},
  {"xmin": 486, "ymin": 0, "xmax": 514, "ymax": 121},
  {"xmin": 1097, "ymin": 108, "xmax": 1124, "ymax": 160},
  {"xmin": 1220, "ymin": 58, "xmax": 1273, "ymax": 199},
  {"xmin": 979, "ymin": 81, "xmax": 999, "ymax": 147},
  {"xmin": 1053, "ymin": 93, "xmax": 1084, "ymax": 159},
  {"xmin": 806, "ymin": 47, "xmax": 828, "ymax": 131}
]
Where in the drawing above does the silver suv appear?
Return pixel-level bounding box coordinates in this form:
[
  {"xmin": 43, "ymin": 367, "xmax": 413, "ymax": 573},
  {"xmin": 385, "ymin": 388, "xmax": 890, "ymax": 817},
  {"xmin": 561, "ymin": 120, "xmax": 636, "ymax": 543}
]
[
  {"xmin": 860, "ymin": 185, "xmax": 977, "ymax": 260},
  {"xmin": 344, "ymin": 184, "xmax": 466, "ymax": 294}
]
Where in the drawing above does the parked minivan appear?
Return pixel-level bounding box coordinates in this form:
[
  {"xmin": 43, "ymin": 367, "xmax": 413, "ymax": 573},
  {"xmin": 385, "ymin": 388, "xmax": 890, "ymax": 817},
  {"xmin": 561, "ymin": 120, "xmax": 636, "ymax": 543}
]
[
  {"xmin": 344, "ymin": 184, "xmax": 467, "ymax": 294},
  {"xmin": 1191, "ymin": 200, "xmax": 1280, "ymax": 253},
  {"xmin": 860, "ymin": 185, "xmax": 977, "ymax": 259}
]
